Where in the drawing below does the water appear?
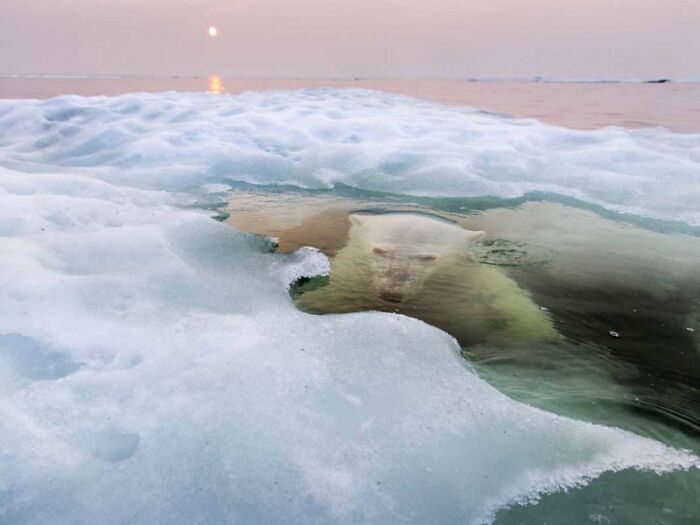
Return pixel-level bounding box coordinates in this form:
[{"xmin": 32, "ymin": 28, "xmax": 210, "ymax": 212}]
[
  {"xmin": 227, "ymin": 188, "xmax": 700, "ymax": 522},
  {"xmin": 228, "ymin": 190, "xmax": 700, "ymax": 441}
]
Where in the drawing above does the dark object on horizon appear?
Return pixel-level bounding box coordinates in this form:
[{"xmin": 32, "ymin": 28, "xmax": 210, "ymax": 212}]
[{"xmin": 646, "ymin": 79, "xmax": 671, "ymax": 84}]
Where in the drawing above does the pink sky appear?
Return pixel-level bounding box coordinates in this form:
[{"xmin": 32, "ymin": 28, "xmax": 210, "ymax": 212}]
[{"xmin": 1, "ymin": 0, "xmax": 698, "ymax": 78}]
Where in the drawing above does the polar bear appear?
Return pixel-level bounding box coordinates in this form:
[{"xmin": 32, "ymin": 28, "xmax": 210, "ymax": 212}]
[
  {"xmin": 347, "ymin": 213, "xmax": 485, "ymax": 304},
  {"xmin": 295, "ymin": 212, "xmax": 557, "ymax": 346}
]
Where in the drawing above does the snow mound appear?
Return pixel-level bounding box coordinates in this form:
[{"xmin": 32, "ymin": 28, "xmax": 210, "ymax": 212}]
[{"xmin": 0, "ymin": 89, "xmax": 698, "ymax": 226}]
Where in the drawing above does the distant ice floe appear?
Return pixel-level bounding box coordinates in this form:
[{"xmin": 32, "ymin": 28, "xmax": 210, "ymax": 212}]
[{"xmin": 0, "ymin": 90, "xmax": 698, "ymax": 524}]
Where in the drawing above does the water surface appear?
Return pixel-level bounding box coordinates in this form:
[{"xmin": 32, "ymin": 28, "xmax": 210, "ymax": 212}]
[{"xmin": 227, "ymin": 188, "xmax": 700, "ymax": 522}]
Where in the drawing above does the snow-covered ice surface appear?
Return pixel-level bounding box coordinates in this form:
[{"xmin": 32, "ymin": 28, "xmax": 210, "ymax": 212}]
[
  {"xmin": 1, "ymin": 89, "xmax": 699, "ymax": 226},
  {"xmin": 0, "ymin": 90, "xmax": 698, "ymax": 524}
]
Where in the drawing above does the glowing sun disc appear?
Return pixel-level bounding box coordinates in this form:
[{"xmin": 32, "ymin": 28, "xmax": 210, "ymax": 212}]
[{"xmin": 208, "ymin": 26, "xmax": 218, "ymax": 37}]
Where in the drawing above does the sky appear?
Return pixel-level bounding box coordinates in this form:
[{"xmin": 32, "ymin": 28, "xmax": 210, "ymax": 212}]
[{"xmin": 1, "ymin": 0, "xmax": 698, "ymax": 79}]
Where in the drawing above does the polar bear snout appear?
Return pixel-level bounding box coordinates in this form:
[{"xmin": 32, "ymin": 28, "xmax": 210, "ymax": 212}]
[{"xmin": 369, "ymin": 246, "xmax": 443, "ymax": 304}]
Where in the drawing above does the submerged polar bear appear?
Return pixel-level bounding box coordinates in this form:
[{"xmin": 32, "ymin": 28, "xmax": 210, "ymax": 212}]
[
  {"xmin": 295, "ymin": 212, "xmax": 557, "ymax": 345},
  {"xmin": 351, "ymin": 213, "xmax": 486, "ymax": 304}
]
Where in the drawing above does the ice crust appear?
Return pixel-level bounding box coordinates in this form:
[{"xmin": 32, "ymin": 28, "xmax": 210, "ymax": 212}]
[
  {"xmin": 0, "ymin": 91, "xmax": 698, "ymax": 524},
  {"xmin": 0, "ymin": 89, "xmax": 699, "ymax": 225}
]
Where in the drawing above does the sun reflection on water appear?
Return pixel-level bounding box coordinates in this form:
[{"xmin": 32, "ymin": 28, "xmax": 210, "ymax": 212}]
[{"xmin": 209, "ymin": 75, "xmax": 224, "ymax": 95}]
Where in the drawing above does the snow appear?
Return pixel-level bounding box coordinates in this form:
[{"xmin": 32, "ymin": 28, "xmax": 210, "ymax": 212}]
[
  {"xmin": 0, "ymin": 90, "xmax": 698, "ymax": 524},
  {"xmin": 1, "ymin": 89, "xmax": 698, "ymax": 226}
]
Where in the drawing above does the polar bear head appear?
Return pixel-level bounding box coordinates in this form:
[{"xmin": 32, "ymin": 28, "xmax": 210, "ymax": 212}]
[{"xmin": 348, "ymin": 213, "xmax": 485, "ymax": 304}]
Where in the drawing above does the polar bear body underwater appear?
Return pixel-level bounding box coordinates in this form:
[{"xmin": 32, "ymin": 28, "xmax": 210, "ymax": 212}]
[{"xmin": 295, "ymin": 212, "xmax": 557, "ymax": 346}]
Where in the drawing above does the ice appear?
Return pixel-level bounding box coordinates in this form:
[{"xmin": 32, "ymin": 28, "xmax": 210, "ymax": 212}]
[
  {"xmin": 0, "ymin": 334, "xmax": 79, "ymax": 381},
  {"xmin": 0, "ymin": 90, "xmax": 699, "ymax": 226},
  {"xmin": 90, "ymin": 427, "xmax": 141, "ymax": 463},
  {"xmin": 0, "ymin": 91, "xmax": 698, "ymax": 523}
]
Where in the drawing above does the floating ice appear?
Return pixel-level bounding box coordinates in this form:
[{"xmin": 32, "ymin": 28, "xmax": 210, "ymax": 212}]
[
  {"xmin": 0, "ymin": 91, "xmax": 698, "ymax": 523},
  {"xmin": 0, "ymin": 89, "xmax": 698, "ymax": 226}
]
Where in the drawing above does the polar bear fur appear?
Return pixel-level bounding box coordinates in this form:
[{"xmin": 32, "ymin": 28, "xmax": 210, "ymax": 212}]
[
  {"xmin": 296, "ymin": 212, "xmax": 557, "ymax": 345},
  {"xmin": 350, "ymin": 213, "xmax": 485, "ymax": 303}
]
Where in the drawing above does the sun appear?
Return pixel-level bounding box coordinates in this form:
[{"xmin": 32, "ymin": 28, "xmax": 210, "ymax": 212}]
[{"xmin": 208, "ymin": 26, "xmax": 218, "ymax": 38}]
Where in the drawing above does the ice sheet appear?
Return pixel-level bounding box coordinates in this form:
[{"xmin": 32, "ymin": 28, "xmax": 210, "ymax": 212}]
[
  {"xmin": 0, "ymin": 89, "xmax": 698, "ymax": 226},
  {"xmin": 0, "ymin": 91, "xmax": 698, "ymax": 524}
]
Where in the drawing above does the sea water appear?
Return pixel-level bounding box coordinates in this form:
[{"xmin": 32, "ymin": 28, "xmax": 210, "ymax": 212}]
[
  {"xmin": 0, "ymin": 88, "xmax": 698, "ymax": 524},
  {"xmin": 230, "ymin": 188, "xmax": 700, "ymax": 523}
]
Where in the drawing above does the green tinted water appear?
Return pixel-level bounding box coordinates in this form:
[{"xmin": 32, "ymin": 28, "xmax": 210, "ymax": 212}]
[{"xmin": 227, "ymin": 189, "xmax": 700, "ymax": 523}]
